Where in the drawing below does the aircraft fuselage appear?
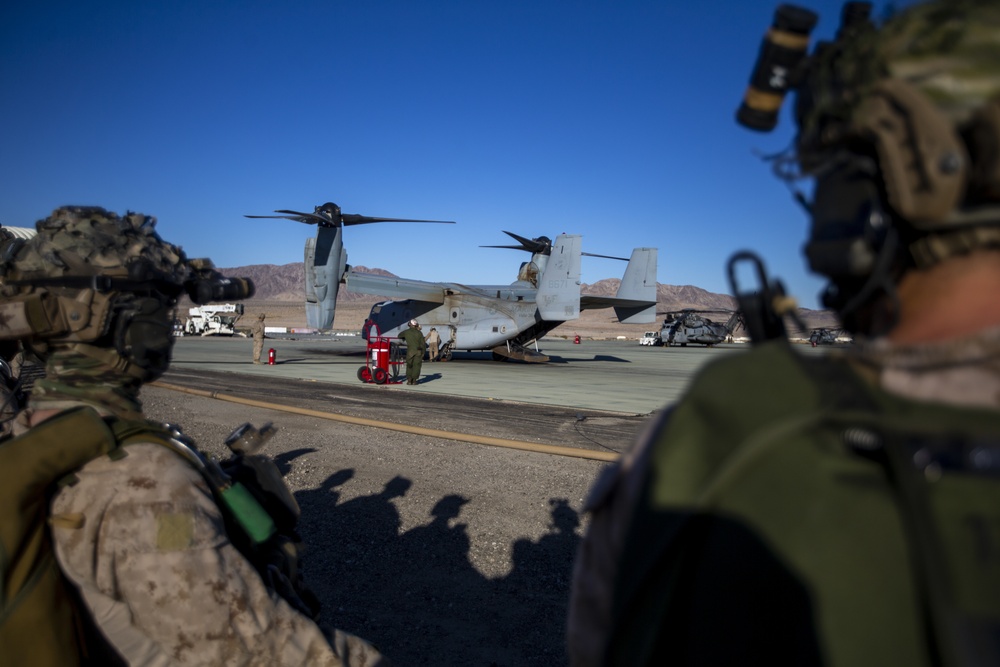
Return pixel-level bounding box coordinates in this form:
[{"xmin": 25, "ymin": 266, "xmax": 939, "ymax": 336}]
[{"xmin": 367, "ymin": 290, "xmax": 554, "ymax": 351}]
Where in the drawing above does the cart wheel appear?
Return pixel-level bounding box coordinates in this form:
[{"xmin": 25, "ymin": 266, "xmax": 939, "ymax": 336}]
[
  {"xmin": 357, "ymin": 366, "xmax": 372, "ymax": 383},
  {"xmin": 373, "ymin": 367, "xmax": 389, "ymax": 385}
]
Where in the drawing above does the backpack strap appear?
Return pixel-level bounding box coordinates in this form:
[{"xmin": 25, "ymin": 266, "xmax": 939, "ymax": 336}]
[
  {"xmin": 103, "ymin": 417, "xmax": 277, "ymax": 547},
  {"xmin": 799, "ymin": 353, "xmax": 1000, "ymax": 667}
]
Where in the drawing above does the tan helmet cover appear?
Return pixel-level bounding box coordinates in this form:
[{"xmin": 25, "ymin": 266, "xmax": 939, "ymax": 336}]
[
  {"xmin": 0, "ymin": 206, "xmax": 190, "ymax": 346},
  {"xmin": 851, "ymin": 77, "xmax": 969, "ymax": 227}
]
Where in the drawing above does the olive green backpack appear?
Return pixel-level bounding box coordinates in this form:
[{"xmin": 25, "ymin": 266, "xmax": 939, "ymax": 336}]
[
  {"xmin": 0, "ymin": 407, "xmax": 129, "ymax": 666},
  {"xmin": 607, "ymin": 342, "xmax": 1000, "ymax": 667},
  {"xmin": 0, "ymin": 406, "xmax": 296, "ymax": 666}
]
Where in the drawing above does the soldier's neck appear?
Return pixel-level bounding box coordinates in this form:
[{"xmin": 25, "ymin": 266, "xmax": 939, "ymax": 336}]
[{"xmin": 889, "ymin": 250, "xmax": 1000, "ymax": 345}]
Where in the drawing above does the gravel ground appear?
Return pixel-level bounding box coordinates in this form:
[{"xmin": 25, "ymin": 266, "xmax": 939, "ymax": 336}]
[{"xmin": 140, "ymin": 381, "xmax": 621, "ymax": 666}]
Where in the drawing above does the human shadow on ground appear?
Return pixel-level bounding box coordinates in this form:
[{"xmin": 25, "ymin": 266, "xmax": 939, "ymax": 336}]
[
  {"xmin": 415, "ymin": 373, "xmax": 443, "ymax": 384},
  {"xmin": 294, "ymin": 471, "xmax": 582, "ymax": 666},
  {"xmin": 271, "ymin": 448, "xmax": 317, "ymax": 476}
]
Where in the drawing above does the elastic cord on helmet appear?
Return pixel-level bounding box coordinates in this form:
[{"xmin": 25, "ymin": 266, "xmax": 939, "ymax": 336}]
[{"xmin": 7, "ymin": 275, "xmax": 184, "ymax": 299}]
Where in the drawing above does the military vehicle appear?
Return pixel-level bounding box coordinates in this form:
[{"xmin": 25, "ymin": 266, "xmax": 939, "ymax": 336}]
[
  {"xmin": 350, "ymin": 232, "xmax": 658, "ymax": 362},
  {"xmin": 808, "ymin": 327, "xmax": 850, "ymax": 346},
  {"xmin": 639, "ymin": 331, "xmax": 662, "ymax": 346},
  {"xmin": 184, "ymin": 303, "xmax": 245, "ymax": 336},
  {"xmin": 660, "ymin": 308, "xmax": 744, "ymax": 347},
  {"xmin": 250, "ymin": 205, "xmax": 658, "ymax": 362}
]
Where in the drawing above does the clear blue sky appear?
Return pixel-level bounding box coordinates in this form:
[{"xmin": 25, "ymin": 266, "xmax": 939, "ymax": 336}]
[{"xmin": 1, "ymin": 0, "xmax": 899, "ymax": 308}]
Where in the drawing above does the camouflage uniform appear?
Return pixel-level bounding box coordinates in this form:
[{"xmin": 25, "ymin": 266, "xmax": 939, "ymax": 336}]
[
  {"xmin": 425, "ymin": 328, "xmax": 441, "ymax": 361},
  {"xmin": 1, "ymin": 208, "xmax": 387, "ymax": 666},
  {"xmin": 49, "ymin": 434, "xmax": 383, "ymax": 666},
  {"xmin": 252, "ymin": 313, "xmax": 266, "ymax": 364}
]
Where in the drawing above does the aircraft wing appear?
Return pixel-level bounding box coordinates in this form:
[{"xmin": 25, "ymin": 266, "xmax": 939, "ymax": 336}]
[{"xmin": 345, "ymin": 270, "xmax": 449, "ymax": 304}]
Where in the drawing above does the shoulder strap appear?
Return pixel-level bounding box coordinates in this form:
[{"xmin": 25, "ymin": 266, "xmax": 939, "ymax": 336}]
[
  {"xmin": 798, "ymin": 353, "xmax": 1000, "ymax": 667},
  {"xmin": 102, "ymin": 418, "xmax": 278, "ymax": 547}
]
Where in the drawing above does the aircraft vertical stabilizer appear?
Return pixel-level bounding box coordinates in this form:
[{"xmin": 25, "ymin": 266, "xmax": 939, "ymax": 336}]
[
  {"xmin": 304, "ymin": 225, "xmax": 347, "ymax": 330},
  {"xmin": 614, "ymin": 247, "xmax": 658, "ymax": 323},
  {"xmin": 536, "ymin": 234, "xmax": 582, "ymax": 321}
]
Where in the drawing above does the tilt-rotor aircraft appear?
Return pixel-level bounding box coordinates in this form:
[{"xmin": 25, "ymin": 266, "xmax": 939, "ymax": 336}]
[
  {"xmin": 347, "ymin": 231, "xmax": 658, "ymax": 362},
  {"xmin": 248, "ymin": 204, "xmax": 657, "ymax": 363}
]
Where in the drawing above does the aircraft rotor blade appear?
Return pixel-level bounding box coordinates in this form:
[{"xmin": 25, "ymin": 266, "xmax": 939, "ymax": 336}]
[
  {"xmin": 582, "ymin": 251, "xmax": 628, "ymax": 261},
  {"xmin": 494, "ymin": 231, "xmax": 551, "ymax": 255},
  {"xmin": 341, "ymin": 214, "xmax": 455, "ymax": 226},
  {"xmin": 244, "ymin": 213, "xmax": 322, "ymax": 225}
]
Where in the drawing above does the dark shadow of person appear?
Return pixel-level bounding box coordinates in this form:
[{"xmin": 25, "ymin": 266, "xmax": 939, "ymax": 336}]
[
  {"xmin": 491, "ymin": 498, "xmax": 582, "ymax": 665},
  {"xmin": 296, "ymin": 480, "xmax": 584, "ymax": 666},
  {"xmin": 271, "ymin": 447, "xmax": 318, "ymax": 476},
  {"xmin": 298, "ymin": 475, "xmax": 415, "ymax": 643}
]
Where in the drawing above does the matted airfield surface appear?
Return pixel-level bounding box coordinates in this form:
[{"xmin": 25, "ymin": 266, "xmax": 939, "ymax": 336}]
[{"xmin": 165, "ymin": 335, "xmax": 792, "ymax": 415}]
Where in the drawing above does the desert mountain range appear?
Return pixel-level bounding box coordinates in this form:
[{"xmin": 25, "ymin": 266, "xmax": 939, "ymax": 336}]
[{"xmin": 219, "ymin": 262, "xmax": 838, "ymax": 337}]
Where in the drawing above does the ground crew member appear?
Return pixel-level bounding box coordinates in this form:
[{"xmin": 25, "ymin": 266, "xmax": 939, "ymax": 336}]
[
  {"xmin": 426, "ymin": 326, "xmax": 441, "ymax": 361},
  {"xmin": 398, "ymin": 319, "xmax": 426, "ymax": 385},
  {"xmin": 568, "ymin": 2, "xmax": 1000, "ymax": 666},
  {"xmin": 252, "ymin": 311, "xmax": 266, "ymax": 363},
  {"xmin": 0, "ymin": 207, "xmax": 387, "ymax": 666}
]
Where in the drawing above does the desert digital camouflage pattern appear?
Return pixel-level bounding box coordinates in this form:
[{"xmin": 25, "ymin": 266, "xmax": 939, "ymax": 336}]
[
  {"xmin": 3, "ymin": 206, "xmax": 387, "ymax": 664},
  {"xmin": 50, "ymin": 441, "xmax": 387, "ymax": 666}
]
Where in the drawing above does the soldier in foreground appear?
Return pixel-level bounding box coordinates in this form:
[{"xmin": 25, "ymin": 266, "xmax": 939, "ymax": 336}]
[
  {"xmin": 0, "ymin": 207, "xmax": 386, "ymax": 665},
  {"xmin": 568, "ymin": 2, "xmax": 1000, "ymax": 666}
]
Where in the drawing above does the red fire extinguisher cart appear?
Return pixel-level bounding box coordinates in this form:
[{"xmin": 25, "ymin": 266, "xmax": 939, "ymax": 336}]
[{"xmin": 358, "ymin": 320, "xmax": 404, "ymax": 385}]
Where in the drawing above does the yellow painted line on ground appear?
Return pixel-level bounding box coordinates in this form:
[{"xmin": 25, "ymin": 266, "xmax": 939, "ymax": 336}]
[{"xmin": 152, "ymin": 381, "xmax": 620, "ymax": 463}]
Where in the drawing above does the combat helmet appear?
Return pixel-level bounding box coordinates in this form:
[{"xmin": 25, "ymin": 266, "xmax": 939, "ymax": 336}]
[
  {"xmin": 739, "ymin": 0, "xmax": 1000, "ymax": 333},
  {"xmin": 0, "ymin": 206, "xmax": 253, "ymax": 384}
]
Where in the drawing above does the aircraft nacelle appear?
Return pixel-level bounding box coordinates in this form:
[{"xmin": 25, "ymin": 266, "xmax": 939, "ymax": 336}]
[{"xmin": 304, "ymin": 225, "xmax": 347, "ymax": 330}]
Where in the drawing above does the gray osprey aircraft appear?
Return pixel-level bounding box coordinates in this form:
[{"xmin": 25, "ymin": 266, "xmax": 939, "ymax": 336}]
[
  {"xmin": 249, "ymin": 204, "xmax": 657, "ymax": 362},
  {"xmin": 245, "ymin": 202, "xmax": 455, "ymax": 329},
  {"xmin": 349, "ymin": 231, "xmax": 658, "ymax": 362}
]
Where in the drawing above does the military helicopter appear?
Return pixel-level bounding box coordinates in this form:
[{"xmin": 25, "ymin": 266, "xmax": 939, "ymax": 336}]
[
  {"xmin": 348, "ymin": 231, "xmax": 658, "ymax": 362},
  {"xmin": 245, "ymin": 202, "xmax": 455, "ymax": 329},
  {"xmin": 660, "ymin": 308, "xmax": 744, "ymax": 347},
  {"xmin": 808, "ymin": 327, "xmax": 849, "ymax": 346}
]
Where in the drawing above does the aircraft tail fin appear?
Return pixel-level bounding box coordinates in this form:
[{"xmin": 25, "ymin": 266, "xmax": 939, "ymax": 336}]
[
  {"xmin": 304, "ymin": 226, "xmax": 347, "ymax": 329},
  {"xmin": 536, "ymin": 234, "xmax": 582, "ymax": 321},
  {"xmin": 614, "ymin": 247, "xmax": 658, "ymax": 324}
]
